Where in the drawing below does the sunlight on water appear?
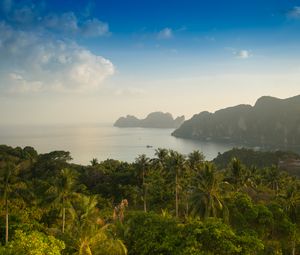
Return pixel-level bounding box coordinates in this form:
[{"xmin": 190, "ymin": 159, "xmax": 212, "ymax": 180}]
[{"xmin": 0, "ymin": 123, "xmax": 234, "ymax": 165}]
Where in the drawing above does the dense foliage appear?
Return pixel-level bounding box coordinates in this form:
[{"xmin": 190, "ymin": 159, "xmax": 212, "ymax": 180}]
[
  {"xmin": 1, "ymin": 144, "xmax": 300, "ymax": 254},
  {"xmin": 213, "ymin": 148, "xmax": 300, "ymax": 170}
]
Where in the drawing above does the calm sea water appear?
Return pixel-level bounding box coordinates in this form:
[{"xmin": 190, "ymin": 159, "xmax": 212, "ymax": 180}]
[{"xmin": 0, "ymin": 123, "xmax": 234, "ymax": 165}]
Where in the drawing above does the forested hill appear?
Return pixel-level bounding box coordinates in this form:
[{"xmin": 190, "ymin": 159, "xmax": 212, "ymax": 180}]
[
  {"xmin": 1, "ymin": 144, "xmax": 300, "ymax": 254},
  {"xmin": 114, "ymin": 112, "xmax": 185, "ymax": 128},
  {"xmin": 213, "ymin": 148, "xmax": 300, "ymax": 176},
  {"xmin": 172, "ymin": 95, "xmax": 300, "ymax": 148}
]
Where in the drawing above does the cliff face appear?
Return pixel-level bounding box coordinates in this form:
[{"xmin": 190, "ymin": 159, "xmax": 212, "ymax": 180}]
[
  {"xmin": 114, "ymin": 112, "xmax": 185, "ymax": 129},
  {"xmin": 114, "ymin": 115, "xmax": 140, "ymax": 127},
  {"xmin": 172, "ymin": 95, "xmax": 300, "ymax": 148}
]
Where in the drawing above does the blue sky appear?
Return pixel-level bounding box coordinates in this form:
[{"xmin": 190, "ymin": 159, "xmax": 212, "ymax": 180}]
[{"xmin": 1, "ymin": 0, "xmax": 300, "ymax": 124}]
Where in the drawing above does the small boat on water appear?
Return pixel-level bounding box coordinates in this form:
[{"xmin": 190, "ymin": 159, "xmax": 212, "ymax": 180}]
[{"xmin": 146, "ymin": 145, "xmax": 153, "ymax": 148}]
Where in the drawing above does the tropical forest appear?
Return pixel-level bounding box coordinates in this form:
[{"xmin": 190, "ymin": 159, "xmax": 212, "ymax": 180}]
[{"xmin": 1, "ymin": 145, "xmax": 300, "ymax": 255}]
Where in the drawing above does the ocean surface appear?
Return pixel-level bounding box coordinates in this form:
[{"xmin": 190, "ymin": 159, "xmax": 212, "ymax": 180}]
[{"xmin": 0, "ymin": 123, "xmax": 235, "ymax": 165}]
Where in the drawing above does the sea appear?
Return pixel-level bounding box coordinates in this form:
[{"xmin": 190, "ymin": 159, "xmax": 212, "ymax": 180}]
[{"xmin": 0, "ymin": 123, "xmax": 234, "ymax": 165}]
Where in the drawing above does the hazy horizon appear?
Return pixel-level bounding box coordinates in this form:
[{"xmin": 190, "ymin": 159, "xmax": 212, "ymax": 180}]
[{"xmin": 1, "ymin": 1, "xmax": 300, "ymax": 125}]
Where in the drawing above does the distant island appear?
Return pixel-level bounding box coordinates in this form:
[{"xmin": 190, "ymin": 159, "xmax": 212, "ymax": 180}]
[
  {"xmin": 114, "ymin": 111, "xmax": 185, "ymax": 128},
  {"xmin": 172, "ymin": 95, "xmax": 300, "ymax": 148}
]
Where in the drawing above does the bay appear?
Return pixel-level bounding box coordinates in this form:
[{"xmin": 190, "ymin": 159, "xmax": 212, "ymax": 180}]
[{"xmin": 0, "ymin": 123, "xmax": 234, "ymax": 165}]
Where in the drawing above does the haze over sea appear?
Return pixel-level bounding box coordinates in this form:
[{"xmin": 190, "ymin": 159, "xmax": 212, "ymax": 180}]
[{"xmin": 0, "ymin": 123, "xmax": 233, "ymax": 165}]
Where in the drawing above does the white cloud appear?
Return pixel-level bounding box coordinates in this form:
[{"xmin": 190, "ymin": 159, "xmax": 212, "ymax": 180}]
[
  {"xmin": 43, "ymin": 12, "xmax": 109, "ymax": 37},
  {"xmin": 1, "ymin": 1, "xmax": 43, "ymax": 25},
  {"xmin": 8, "ymin": 72, "xmax": 43, "ymax": 93},
  {"xmin": 0, "ymin": 22, "xmax": 115, "ymax": 93},
  {"xmin": 12, "ymin": 5, "xmax": 36, "ymax": 24},
  {"xmin": 82, "ymin": 18, "xmax": 109, "ymax": 37},
  {"xmin": 157, "ymin": 28, "xmax": 173, "ymax": 39},
  {"xmin": 0, "ymin": 1, "xmax": 109, "ymax": 38},
  {"xmin": 287, "ymin": 6, "xmax": 300, "ymax": 19},
  {"xmin": 234, "ymin": 50, "xmax": 251, "ymax": 59},
  {"xmin": 44, "ymin": 12, "xmax": 78, "ymax": 33}
]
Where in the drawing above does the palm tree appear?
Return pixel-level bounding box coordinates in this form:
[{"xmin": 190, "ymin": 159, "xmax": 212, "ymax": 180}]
[
  {"xmin": 71, "ymin": 195, "xmax": 99, "ymax": 233},
  {"xmin": 155, "ymin": 148, "xmax": 169, "ymax": 160},
  {"xmin": 226, "ymin": 157, "xmax": 247, "ymax": 191},
  {"xmin": 0, "ymin": 161, "xmax": 29, "ymax": 244},
  {"xmin": 264, "ymin": 166, "xmax": 281, "ymax": 194},
  {"xmin": 190, "ymin": 162, "xmax": 225, "ymax": 219},
  {"xmin": 47, "ymin": 168, "xmax": 77, "ymax": 233},
  {"xmin": 69, "ymin": 195, "xmax": 127, "ymax": 255},
  {"xmin": 152, "ymin": 148, "xmax": 169, "ymax": 170},
  {"xmin": 135, "ymin": 154, "xmax": 150, "ymax": 212},
  {"xmin": 280, "ymin": 182, "xmax": 300, "ymax": 223},
  {"xmin": 1, "ymin": 162, "xmax": 15, "ymax": 244},
  {"xmin": 188, "ymin": 150, "xmax": 205, "ymax": 169},
  {"xmin": 78, "ymin": 223, "xmax": 127, "ymax": 255},
  {"xmin": 279, "ymin": 182, "xmax": 300, "ymax": 255},
  {"xmin": 168, "ymin": 150, "xmax": 186, "ymax": 217},
  {"xmin": 90, "ymin": 158, "xmax": 99, "ymax": 167}
]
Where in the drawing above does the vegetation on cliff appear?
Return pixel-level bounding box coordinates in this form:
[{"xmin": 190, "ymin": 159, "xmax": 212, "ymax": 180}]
[{"xmin": 172, "ymin": 95, "xmax": 300, "ymax": 148}]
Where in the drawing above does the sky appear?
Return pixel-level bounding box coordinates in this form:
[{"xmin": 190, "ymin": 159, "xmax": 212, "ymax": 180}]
[{"xmin": 1, "ymin": 0, "xmax": 300, "ymax": 125}]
